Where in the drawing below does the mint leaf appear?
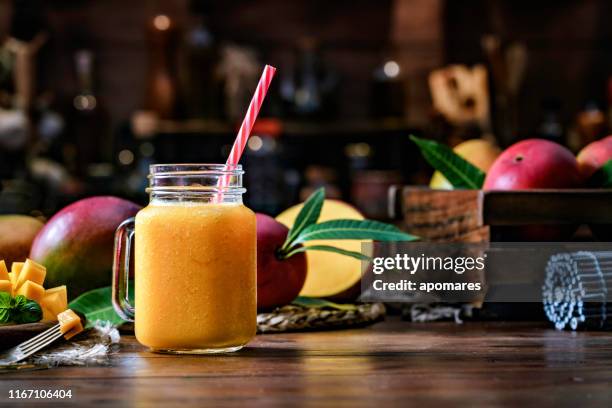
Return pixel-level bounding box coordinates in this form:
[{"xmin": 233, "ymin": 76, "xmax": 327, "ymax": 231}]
[
  {"xmin": 0, "ymin": 294, "xmax": 43, "ymax": 324},
  {"xmin": 11, "ymin": 294, "xmax": 27, "ymax": 310},
  {"xmin": 410, "ymin": 135, "xmax": 485, "ymax": 189},
  {"xmin": 69, "ymin": 285, "xmax": 133, "ymax": 328},
  {"xmin": 283, "ymin": 244, "xmax": 370, "ymax": 261},
  {"xmin": 282, "ymin": 187, "xmax": 325, "ymax": 251},
  {"xmin": 11, "ymin": 297, "xmax": 42, "ymax": 324},
  {"xmin": 291, "ymin": 219, "xmax": 417, "ymax": 244},
  {"xmin": 0, "ymin": 292, "xmax": 11, "ymax": 323},
  {"xmin": 292, "ymin": 296, "xmax": 357, "ymax": 311},
  {"xmin": 588, "ymin": 159, "xmax": 612, "ymax": 188}
]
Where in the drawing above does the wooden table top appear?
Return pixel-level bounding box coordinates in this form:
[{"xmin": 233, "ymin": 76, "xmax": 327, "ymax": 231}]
[{"xmin": 1, "ymin": 320, "xmax": 612, "ymax": 407}]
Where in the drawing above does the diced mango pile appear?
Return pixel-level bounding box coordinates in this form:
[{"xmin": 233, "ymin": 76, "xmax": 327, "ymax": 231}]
[{"xmin": 0, "ymin": 259, "xmax": 68, "ymax": 322}]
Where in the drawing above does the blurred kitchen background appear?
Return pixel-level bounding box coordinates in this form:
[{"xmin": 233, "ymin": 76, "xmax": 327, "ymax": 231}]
[{"xmin": 1, "ymin": 0, "xmax": 612, "ymax": 219}]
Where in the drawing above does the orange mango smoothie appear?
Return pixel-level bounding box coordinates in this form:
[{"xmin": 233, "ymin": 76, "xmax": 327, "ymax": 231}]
[{"xmin": 134, "ymin": 202, "xmax": 256, "ymax": 351}]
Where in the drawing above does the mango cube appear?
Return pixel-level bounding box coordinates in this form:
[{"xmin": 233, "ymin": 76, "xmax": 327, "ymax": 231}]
[
  {"xmin": 0, "ymin": 260, "xmax": 8, "ymax": 280},
  {"xmin": 58, "ymin": 309, "xmax": 84, "ymax": 340},
  {"xmin": 10, "ymin": 262, "xmax": 23, "ymax": 288},
  {"xmin": 42, "ymin": 307, "xmax": 57, "ymax": 322},
  {"xmin": 16, "ymin": 280, "xmax": 45, "ymax": 303},
  {"xmin": 41, "ymin": 291, "xmax": 68, "ymax": 317},
  {"xmin": 45, "ymin": 286, "xmax": 67, "ymax": 307},
  {"xmin": 14, "ymin": 259, "xmax": 46, "ymax": 290},
  {"xmin": 11, "ymin": 262, "xmax": 24, "ymax": 275},
  {"xmin": 0, "ymin": 279, "xmax": 11, "ymax": 294}
]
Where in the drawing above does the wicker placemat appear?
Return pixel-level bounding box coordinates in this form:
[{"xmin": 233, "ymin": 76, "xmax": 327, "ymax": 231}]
[{"xmin": 257, "ymin": 303, "xmax": 386, "ymax": 333}]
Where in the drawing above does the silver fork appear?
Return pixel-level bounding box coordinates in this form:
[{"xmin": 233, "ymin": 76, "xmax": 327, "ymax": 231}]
[{"xmin": 0, "ymin": 323, "xmax": 63, "ymax": 365}]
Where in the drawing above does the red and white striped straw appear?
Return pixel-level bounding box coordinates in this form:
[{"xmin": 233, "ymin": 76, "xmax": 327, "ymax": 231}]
[
  {"xmin": 218, "ymin": 65, "xmax": 276, "ymax": 194},
  {"xmin": 226, "ymin": 64, "xmax": 276, "ymax": 167}
]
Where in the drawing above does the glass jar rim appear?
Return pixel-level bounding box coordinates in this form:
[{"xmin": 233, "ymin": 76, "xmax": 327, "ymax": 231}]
[
  {"xmin": 149, "ymin": 163, "xmax": 243, "ymax": 176},
  {"xmin": 146, "ymin": 163, "xmax": 245, "ymax": 198}
]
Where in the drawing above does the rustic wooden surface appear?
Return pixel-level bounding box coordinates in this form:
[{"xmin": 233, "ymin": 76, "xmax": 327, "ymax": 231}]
[{"xmin": 1, "ymin": 320, "xmax": 612, "ymax": 407}]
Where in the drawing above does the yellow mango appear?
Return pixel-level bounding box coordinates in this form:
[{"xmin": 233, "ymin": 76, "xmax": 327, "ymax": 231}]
[
  {"xmin": 42, "ymin": 307, "xmax": 57, "ymax": 322},
  {"xmin": 10, "ymin": 262, "xmax": 23, "ymax": 291},
  {"xmin": 58, "ymin": 309, "xmax": 83, "ymax": 340},
  {"xmin": 11, "ymin": 262, "xmax": 23, "ymax": 284},
  {"xmin": 0, "ymin": 279, "xmax": 11, "ymax": 294},
  {"xmin": 14, "ymin": 259, "xmax": 46, "ymax": 290},
  {"xmin": 45, "ymin": 286, "xmax": 67, "ymax": 308},
  {"xmin": 277, "ymin": 199, "xmax": 370, "ymax": 298},
  {"xmin": 0, "ymin": 260, "xmax": 8, "ymax": 280},
  {"xmin": 16, "ymin": 280, "xmax": 45, "ymax": 303},
  {"xmin": 41, "ymin": 291, "xmax": 67, "ymax": 316},
  {"xmin": 11, "ymin": 261, "xmax": 24, "ymax": 274}
]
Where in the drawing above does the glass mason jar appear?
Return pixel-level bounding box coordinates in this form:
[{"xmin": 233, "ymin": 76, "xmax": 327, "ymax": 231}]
[{"xmin": 112, "ymin": 164, "xmax": 257, "ymax": 354}]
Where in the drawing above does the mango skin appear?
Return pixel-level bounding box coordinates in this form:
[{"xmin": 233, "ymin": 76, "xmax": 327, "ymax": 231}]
[
  {"xmin": 256, "ymin": 213, "xmax": 307, "ymax": 311},
  {"xmin": 484, "ymin": 139, "xmax": 582, "ymax": 190},
  {"xmin": 30, "ymin": 196, "xmax": 141, "ymax": 299},
  {"xmin": 576, "ymin": 135, "xmax": 612, "ymax": 179},
  {"xmin": 0, "ymin": 215, "xmax": 44, "ymax": 265}
]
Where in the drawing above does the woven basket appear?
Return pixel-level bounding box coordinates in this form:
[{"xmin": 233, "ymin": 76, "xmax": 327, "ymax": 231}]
[{"xmin": 257, "ymin": 303, "xmax": 386, "ymax": 333}]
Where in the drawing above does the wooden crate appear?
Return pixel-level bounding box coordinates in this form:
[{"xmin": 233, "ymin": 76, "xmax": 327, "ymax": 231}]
[{"xmin": 388, "ymin": 187, "xmax": 612, "ymax": 242}]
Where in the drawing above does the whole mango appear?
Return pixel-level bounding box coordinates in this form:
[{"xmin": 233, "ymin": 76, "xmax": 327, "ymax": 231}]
[
  {"xmin": 30, "ymin": 196, "xmax": 141, "ymax": 299},
  {"xmin": 0, "ymin": 215, "xmax": 44, "ymax": 265}
]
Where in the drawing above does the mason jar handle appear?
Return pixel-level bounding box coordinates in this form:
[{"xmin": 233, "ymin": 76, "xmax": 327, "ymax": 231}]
[{"xmin": 112, "ymin": 217, "xmax": 135, "ymax": 322}]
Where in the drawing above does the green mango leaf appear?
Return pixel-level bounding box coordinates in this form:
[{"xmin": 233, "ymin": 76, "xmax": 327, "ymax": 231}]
[
  {"xmin": 69, "ymin": 285, "xmax": 133, "ymax": 328},
  {"xmin": 410, "ymin": 135, "xmax": 485, "ymax": 189},
  {"xmin": 588, "ymin": 159, "xmax": 612, "ymax": 188},
  {"xmin": 283, "ymin": 244, "xmax": 371, "ymax": 261},
  {"xmin": 291, "ymin": 219, "xmax": 417, "ymax": 244},
  {"xmin": 282, "ymin": 187, "xmax": 325, "ymax": 251},
  {"xmin": 291, "ymin": 296, "xmax": 357, "ymax": 311}
]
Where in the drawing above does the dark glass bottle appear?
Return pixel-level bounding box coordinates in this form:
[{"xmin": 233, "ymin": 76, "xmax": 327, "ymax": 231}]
[
  {"xmin": 371, "ymin": 54, "xmax": 405, "ymax": 118},
  {"xmin": 283, "ymin": 37, "xmax": 339, "ymax": 120},
  {"xmin": 536, "ymin": 99, "xmax": 564, "ymax": 145},
  {"xmin": 66, "ymin": 49, "xmax": 110, "ymax": 178},
  {"xmin": 144, "ymin": 15, "xmax": 180, "ymax": 119},
  {"xmin": 179, "ymin": 2, "xmax": 220, "ymax": 118}
]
